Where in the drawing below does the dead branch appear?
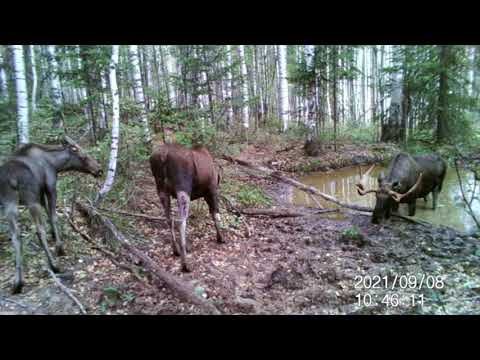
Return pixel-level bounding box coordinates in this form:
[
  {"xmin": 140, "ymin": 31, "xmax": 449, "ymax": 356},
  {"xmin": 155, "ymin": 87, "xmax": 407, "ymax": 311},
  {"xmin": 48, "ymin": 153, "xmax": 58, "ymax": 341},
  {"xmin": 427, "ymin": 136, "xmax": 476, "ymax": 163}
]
[
  {"xmin": 46, "ymin": 268, "xmax": 87, "ymax": 315},
  {"xmin": 239, "ymin": 208, "xmax": 338, "ymax": 218},
  {"xmin": 97, "ymin": 207, "xmax": 166, "ymax": 222},
  {"xmin": 391, "ymin": 214, "xmax": 431, "ymax": 227},
  {"xmin": 76, "ymin": 201, "xmax": 220, "ymax": 315},
  {"xmin": 222, "ymin": 155, "xmax": 373, "ymax": 213}
]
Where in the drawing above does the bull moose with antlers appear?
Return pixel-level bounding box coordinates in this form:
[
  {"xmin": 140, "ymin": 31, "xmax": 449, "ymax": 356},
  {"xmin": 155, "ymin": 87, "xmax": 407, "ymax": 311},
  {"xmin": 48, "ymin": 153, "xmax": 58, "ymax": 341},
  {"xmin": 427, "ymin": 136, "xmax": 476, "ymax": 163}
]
[{"xmin": 356, "ymin": 153, "xmax": 447, "ymax": 224}]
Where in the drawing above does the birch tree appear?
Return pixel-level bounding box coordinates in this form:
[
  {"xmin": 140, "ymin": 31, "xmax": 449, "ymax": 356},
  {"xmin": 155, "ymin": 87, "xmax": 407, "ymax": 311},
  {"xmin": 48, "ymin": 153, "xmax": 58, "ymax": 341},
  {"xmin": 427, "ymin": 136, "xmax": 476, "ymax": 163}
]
[
  {"xmin": 225, "ymin": 45, "xmax": 234, "ymax": 126},
  {"xmin": 97, "ymin": 45, "xmax": 120, "ymax": 203},
  {"xmin": 238, "ymin": 45, "xmax": 249, "ymax": 129},
  {"xmin": 278, "ymin": 45, "xmax": 290, "ymax": 131},
  {"xmin": 47, "ymin": 45, "xmax": 63, "ymax": 128},
  {"xmin": 11, "ymin": 45, "xmax": 29, "ymax": 144},
  {"xmin": 129, "ymin": 45, "xmax": 152, "ymax": 144},
  {"xmin": 28, "ymin": 45, "xmax": 37, "ymax": 113}
]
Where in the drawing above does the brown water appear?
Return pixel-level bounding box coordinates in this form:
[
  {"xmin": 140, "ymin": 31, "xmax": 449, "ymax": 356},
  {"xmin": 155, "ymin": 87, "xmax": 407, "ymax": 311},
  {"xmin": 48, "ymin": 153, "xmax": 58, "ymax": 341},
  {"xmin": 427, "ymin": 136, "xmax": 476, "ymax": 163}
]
[{"xmin": 292, "ymin": 165, "xmax": 479, "ymax": 233}]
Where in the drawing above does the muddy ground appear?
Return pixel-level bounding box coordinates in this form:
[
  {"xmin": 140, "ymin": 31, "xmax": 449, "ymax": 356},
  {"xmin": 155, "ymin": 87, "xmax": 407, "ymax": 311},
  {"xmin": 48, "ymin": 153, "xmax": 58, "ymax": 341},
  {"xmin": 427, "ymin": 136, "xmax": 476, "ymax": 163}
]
[{"xmin": 1, "ymin": 141, "xmax": 479, "ymax": 315}]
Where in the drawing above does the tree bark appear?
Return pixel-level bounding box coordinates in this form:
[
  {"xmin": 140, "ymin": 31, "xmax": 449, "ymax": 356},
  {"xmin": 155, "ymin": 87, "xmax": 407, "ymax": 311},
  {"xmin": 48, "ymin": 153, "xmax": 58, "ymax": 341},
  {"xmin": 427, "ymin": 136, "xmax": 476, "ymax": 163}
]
[
  {"xmin": 238, "ymin": 45, "xmax": 250, "ymax": 130},
  {"xmin": 47, "ymin": 45, "xmax": 63, "ymax": 129},
  {"xmin": 278, "ymin": 45, "xmax": 290, "ymax": 131},
  {"xmin": 96, "ymin": 45, "xmax": 120, "ymax": 203},
  {"xmin": 11, "ymin": 45, "xmax": 29, "ymax": 145},
  {"xmin": 30, "ymin": 45, "xmax": 38, "ymax": 112},
  {"xmin": 129, "ymin": 45, "xmax": 152, "ymax": 144},
  {"xmin": 437, "ymin": 45, "xmax": 449, "ymax": 144}
]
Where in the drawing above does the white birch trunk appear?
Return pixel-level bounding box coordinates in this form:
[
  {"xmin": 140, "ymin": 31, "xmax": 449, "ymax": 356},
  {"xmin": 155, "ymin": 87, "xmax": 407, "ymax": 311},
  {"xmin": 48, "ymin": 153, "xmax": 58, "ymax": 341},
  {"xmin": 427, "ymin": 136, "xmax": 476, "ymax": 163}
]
[
  {"xmin": 238, "ymin": 45, "xmax": 249, "ymax": 129},
  {"xmin": 97, "ymin": 45, "xmax": 120, "ymax": 202},
  {"xmin": 47, "ymin": 45, "xmax": 62, "ymax": 108},
  {"xmin": 30, "ymin": 45, "xmax": 38, "ymax": 112},
  {"xmin": 304, "ymin": 45, "xmax": 315, "ymax": 138},
  {"xmin": 278, "ymin": 45, "xmax": 290, "ymax": 131},
  {"xmin": 11, "ymin": 45, "xmax": 29, "ymax": 144},
  {"xmin": 225, "ymin": 45, "xmax": 234, "ymax": 125},
  {"xmin": 99, "ymin": 71, "xmax": 108, "ymax": 129},
  {"xmin": 129, "ymin": 45, "xmax": 151, "ymax": 143},
  {"xmin": 164, "ymin": 46, "xmax": 176, "ymax": 106}
]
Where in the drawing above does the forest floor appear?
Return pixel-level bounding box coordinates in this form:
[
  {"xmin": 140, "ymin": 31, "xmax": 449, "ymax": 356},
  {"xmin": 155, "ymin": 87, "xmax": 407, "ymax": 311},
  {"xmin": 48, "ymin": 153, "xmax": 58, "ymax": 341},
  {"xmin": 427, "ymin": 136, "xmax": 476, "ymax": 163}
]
[{"xmin": 1, "ymin": 140, "xmax": 480, "ymax": 315}]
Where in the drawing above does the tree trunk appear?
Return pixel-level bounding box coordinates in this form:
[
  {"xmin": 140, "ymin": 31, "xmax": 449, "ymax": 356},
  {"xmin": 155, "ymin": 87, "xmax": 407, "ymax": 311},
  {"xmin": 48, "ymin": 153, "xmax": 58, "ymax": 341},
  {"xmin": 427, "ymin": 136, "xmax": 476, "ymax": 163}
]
[
  {"xmin": 278, "ymin": 45, "xmax": 290, "ymax": 132},
  {"xmin": 96, "ymin": 45, "xmax": 120, "ymax": 203},
  {"xmin": 11, "ymin": 45, "xmax": 29, "ymax": 145},
  {"xmin": 238, "ymin": 45, "xmax": 249, "ymax": 131},
  {"xmin": 129, "ymin": 45, "xmax": 152, "ymax": 144},
  {"xmin": 30, "ymin": 45, "xmax": 38, "ymax": 112},
  {"xmin": 47, "ymin": 45, "xmax": 63, "ymax": 128},
  {"xmin": 332, "ymin": 46, "xmax": 338, "ymax": 152},
  {"xmin": 437, "ymin": 45, "xmax": 449, "ymax": 144}
]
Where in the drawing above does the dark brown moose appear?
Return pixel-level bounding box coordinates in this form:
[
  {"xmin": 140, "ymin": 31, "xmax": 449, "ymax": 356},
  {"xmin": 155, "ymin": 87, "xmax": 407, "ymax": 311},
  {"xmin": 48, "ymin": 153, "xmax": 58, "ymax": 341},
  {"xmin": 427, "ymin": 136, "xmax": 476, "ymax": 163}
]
[
  {"xmin": 0, "ymin": 137, "xmax": 102, "ymax": 293},
  {"xmin": 150, "ymin": 143, "xmax": 224, "ymax": 272},
  {"xmin": 356, "ymin": 153, "xmax": 447, "ymax": 224}
]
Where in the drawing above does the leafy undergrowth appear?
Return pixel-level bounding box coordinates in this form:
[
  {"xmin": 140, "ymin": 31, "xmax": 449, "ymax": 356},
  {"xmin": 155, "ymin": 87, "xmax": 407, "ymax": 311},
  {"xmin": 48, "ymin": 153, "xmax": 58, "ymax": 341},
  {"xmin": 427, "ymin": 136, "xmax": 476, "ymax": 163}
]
[{"xmin": 1, "ymin": 140, "xmax": 479, "ymax": 315}]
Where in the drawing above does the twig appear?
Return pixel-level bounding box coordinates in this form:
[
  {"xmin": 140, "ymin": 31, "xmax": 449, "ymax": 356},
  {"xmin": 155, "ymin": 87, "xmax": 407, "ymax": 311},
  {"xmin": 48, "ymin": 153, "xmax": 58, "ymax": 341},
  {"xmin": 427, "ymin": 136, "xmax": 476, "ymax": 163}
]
[{"xmin": 46, "ymin": 268, "xmax": 87, "ymax": 315}]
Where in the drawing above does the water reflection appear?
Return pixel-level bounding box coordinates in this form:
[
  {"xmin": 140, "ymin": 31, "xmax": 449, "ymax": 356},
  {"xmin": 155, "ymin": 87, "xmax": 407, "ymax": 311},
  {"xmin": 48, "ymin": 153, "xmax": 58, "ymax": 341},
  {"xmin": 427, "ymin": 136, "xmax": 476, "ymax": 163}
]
[{"xmin": 293, "ymin": 165, "xmax": 480, "ymax": 233}]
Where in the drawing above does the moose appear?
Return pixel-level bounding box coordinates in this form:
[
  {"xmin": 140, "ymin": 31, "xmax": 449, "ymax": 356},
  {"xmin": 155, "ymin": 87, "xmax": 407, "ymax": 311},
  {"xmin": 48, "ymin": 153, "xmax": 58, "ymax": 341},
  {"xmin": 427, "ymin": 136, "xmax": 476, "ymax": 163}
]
[
  {"xmin": 356, "ymin": 153, "xmax": 447, "ymax": 224},
  {"xmin": 150, "ymin": 143, "xmax": 224, "ymax": 272},
  {"xmin": 0, "ymin": 136, "xmax": 102, "ymax": 293}
]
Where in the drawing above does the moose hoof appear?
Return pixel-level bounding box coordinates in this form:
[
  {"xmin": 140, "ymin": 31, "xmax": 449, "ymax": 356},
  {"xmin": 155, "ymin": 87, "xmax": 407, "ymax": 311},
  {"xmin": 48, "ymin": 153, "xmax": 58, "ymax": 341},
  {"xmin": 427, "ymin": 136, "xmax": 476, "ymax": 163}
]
[
  {"xmin": 217, "ymin": 236, "xmax": 225, "ymax": 244},
  {"xmin": 12, "ymin": 281, "xmax": 24, "ymax": 294},
  {"xmin": 55, "ymin": 246, "xmax": 66, "ymax": 257},
  {"xmin": 172, "ymin": 250, "xmax": 180, "ymax": 257}
]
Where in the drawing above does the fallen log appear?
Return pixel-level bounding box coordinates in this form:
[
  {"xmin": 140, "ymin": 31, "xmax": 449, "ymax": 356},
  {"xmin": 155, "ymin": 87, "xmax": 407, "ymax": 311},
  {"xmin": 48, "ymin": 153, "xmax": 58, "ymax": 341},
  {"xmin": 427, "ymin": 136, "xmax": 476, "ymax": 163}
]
[
  {"xmin": 76, "ymin": 201, "xmax": 220, "ymax": 315},
  {"xmin": 222, "ymin": 155, "xmax": 373, "ymax": 213},
  {"xmin": 239, "ymin": 208, "xmax": 338, "ymax": 218}
]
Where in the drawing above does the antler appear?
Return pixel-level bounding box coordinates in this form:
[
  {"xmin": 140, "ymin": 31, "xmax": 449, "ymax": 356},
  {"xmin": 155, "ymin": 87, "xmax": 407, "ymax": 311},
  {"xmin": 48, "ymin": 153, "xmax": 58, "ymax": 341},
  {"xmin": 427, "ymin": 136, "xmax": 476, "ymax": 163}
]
[
  {"xmin": 388, "ymin": 173, "xmax": 423, "ymax": 202},
  {"xmin": 356, "ymin": 164, "xmax": 377, "ymax": 196}
]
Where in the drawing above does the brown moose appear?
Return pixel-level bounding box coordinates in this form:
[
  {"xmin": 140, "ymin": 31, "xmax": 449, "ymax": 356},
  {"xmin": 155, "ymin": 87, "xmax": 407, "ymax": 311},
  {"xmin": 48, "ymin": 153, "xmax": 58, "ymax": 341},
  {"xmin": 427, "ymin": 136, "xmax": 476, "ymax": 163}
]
[{"xmin": 150, "ymin": 143, "xmax": 224, "ymax": 272}]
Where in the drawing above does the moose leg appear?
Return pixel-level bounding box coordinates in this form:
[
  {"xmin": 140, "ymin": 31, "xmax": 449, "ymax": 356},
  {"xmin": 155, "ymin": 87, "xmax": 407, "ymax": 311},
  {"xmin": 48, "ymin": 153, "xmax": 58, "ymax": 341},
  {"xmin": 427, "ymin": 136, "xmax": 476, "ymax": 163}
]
[
  {"xmin": 432, "ymin": 186, "xmax": 439, "ymax": 210},
  {"xmin": 391, "ymin": 201, "xmax": 399, "ymax": 214},
  {"xmin": 177, "ymin": 191, "xmax": 191, "ymax": 272},
  {"xmin": 6, "ymin": 205, "xmax": 24, "ymax": 294},
  {"xmin": 45, "ymin": 187, "xmax": 64, "ymax": 256},
  {"xmin": 28, "ymin": 204, "xmax": 59, "ymax": 273},
  {"xmin": 408, "ymin": 202, "xmax": 416, "ymax": 217},
  {"xmin": 160, "ymin": 192, "xmax": 180, "ymax": 257},
  {"xmin": 205, "ymin": 193, "xmax": 224, "ymax": 244}
]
